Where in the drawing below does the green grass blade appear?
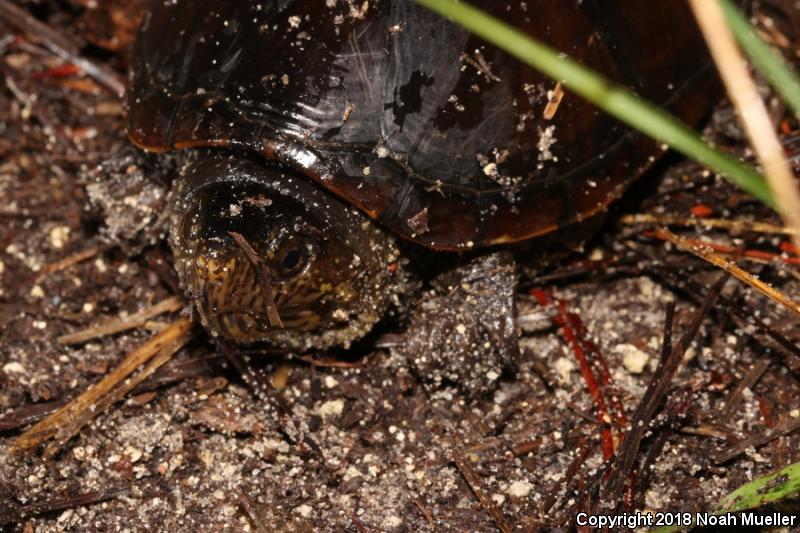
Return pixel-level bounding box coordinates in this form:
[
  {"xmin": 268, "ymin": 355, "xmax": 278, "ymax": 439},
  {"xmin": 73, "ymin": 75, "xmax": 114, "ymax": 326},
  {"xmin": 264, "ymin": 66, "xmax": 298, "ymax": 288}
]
[
  {"xmin": 414, "ymin": 0, "xmax": 776, "ymax": 208},
  {"xmin": 720, "ymin": 0, "xmax": 800, "ymax": 120},
  {"xmin": 718, "ymin": 460, "xmax": 800, "ymax": 512},
  {"xmin": 652, "ymin": 460, "xmax": 800, "ymax": 533}
]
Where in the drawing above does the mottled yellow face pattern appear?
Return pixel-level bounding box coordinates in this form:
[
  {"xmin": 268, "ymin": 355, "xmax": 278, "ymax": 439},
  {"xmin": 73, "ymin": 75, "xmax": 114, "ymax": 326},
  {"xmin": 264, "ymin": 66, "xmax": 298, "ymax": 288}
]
[{"xmin": 169, "ymin": 155, "xmax": 405, "ymax": 350}]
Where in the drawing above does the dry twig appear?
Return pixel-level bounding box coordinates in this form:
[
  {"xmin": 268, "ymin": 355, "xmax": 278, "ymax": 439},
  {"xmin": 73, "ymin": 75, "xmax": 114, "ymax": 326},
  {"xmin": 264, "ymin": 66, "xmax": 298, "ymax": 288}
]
[
  {"xmin": 58, "ymin": 296, "xmax": 184, "ymax": 345},
  {"xmin": 228, "ymin": 231, "xmax": 283, "ymax": 328},
  {"xmin": 453, "ymin": 452, "xmax": 512, "ymax": 533},
  {"xmin": 714, "ymin": 415, "xmax": 800, "ymax": 463},
  {"xmin": 657, "ymin": 228, "xmax": 800, "ymax": 316},
  {"xmin": 721, "ymin": 359, "xmax": 771, "ymax": 418},
  {"xmin": 236, "ymin": 491, "xmax": 267, "ymax": 533},
  {"xmin": 13, "ymin": 316, "xmax": 193, "ymax": 456},
  {"xmin": 603, "ymin": 274, "xmax": 728, "ymax": 503},
  {"xmin": 0, "ymin": 0, "xmax": 125, "ymax": 97},
  {"xmin": 621, "ymin": 213, "xmax": 800, "ymax": 236},
  {"xmin": 36, "ymin": 246, "xmax": 101, "ymax": 279},
  {"xmin": 644, "ymin": 230, "xmax": 800, "ymax": 268},
  {"xmin": 0, "ymin": 486, "xmax": 128, "ymax": 524},
  {"xmin": 689, "ymin": 0, "xmax": 800, "ymax": 252},
  {"xmin": 0, "ymin": 399, "xmax": 67, "ymax": 431},
  {"xmin": 539, "ymin": 437, "xmax": 589, "ymax": 515},
  {"xmin": 645, "ymin": 262, "xmax": 800, "ymax": 374}
]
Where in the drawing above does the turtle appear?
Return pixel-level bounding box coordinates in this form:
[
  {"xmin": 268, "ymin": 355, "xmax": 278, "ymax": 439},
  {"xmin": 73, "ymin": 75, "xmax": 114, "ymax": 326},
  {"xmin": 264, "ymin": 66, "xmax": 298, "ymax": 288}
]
[{"xmin": 124, "ymin": 0, "xmax": 719, "ymax": 355}]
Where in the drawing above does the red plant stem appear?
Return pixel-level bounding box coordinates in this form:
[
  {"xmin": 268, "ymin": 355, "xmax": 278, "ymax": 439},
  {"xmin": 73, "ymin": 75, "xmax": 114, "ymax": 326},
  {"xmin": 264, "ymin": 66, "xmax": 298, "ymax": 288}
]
[
  {"xmin": 564, "ymin": 311, "xmax": 629, "ymax": 430},
  {"xmin": 34, "ymin": 63, "xmax": 81, "ymax": 79},
  {"xmin": 645, "ymin": 230, "xmax": 800, "ymax": 265},
  {"xmin": 757, "ymin": 396, "xmax": 775, "ymax": 427},
  {"xmin": 531, "ymin": 288, "xmax": 616, "ymax": 459}
]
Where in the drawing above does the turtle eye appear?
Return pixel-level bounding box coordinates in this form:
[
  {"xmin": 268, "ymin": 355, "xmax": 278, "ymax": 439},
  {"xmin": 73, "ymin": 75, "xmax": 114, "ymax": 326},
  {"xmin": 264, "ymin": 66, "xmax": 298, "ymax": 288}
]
[{"xmin": 270, "ymin": 236, "xmax": 310, "ymax": 280}]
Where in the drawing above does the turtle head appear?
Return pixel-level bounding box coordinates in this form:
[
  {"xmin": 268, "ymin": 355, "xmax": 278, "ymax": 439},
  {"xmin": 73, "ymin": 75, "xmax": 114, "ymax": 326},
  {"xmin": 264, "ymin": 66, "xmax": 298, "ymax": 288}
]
[{"xmin": 168, "ymin": 155, "xmax": 403, "ymax": 349}]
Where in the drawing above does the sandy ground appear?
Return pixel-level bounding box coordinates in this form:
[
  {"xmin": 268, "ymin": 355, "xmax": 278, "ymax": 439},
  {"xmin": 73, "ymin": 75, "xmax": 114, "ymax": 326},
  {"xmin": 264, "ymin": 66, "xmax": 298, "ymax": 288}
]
[{"xmin": 2, "ymin": 1, "xmax": 800, "ymax": 531}]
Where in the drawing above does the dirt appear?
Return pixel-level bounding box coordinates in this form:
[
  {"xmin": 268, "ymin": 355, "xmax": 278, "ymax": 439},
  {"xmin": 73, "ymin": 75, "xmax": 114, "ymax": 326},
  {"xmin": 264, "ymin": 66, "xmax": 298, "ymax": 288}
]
[{"xmin": 2, "ymin": 1, "xmax": 800, "ymax": 532}]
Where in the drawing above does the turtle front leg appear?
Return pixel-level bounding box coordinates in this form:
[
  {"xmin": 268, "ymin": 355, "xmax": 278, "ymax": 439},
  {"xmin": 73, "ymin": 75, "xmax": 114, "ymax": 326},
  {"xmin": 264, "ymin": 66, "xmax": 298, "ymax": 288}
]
[
  {"xmin": 85, "ymin": 144, "xmax": 181, "ymax": 254},
  {"xmin": 399, "ymin": 252, "xmax": 519, "ymax": 398}
]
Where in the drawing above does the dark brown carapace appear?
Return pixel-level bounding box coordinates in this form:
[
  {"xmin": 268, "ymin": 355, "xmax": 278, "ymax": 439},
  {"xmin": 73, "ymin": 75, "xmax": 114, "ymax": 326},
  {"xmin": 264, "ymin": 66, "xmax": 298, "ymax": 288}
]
[{"xmin": 127, "ymin": 0, "xmax": 719, "ymax": 346}]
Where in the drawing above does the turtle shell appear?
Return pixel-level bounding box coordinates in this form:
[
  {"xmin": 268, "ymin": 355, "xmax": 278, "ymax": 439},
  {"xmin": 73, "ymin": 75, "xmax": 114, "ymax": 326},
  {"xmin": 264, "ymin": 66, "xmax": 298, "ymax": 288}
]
[{"xmin": 127, "ymin": 0, "xmax": 718, "ymax": 251}]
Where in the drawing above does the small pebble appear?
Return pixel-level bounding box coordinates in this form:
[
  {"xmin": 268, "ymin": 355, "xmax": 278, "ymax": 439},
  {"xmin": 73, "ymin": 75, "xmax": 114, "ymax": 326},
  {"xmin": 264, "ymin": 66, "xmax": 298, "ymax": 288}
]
[
  {"xmin": 617, "ymin": 343, "xmax": 649, "ymax": 374},
  {"xmin": 49, "ymin": 226, "xmax": 71, "ymax": 249},
  {"xmin": 3, "ymin": 362, "xmax": 25, "ymax": 374},
  {"xmin": 317, "ymin": 399, "xmax": 344, "ymax": 418},
  {"xmin": 507, "ymin": 480, "xmax": 533, "ymax": 498}
]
